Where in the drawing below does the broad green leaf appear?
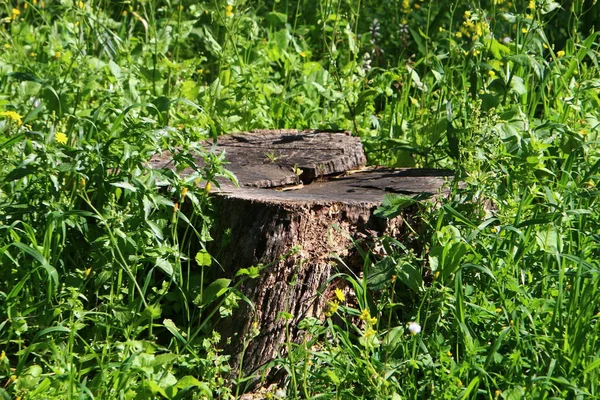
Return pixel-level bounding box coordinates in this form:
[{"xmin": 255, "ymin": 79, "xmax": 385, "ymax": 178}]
[
  {"xmin": 152, "ymin": 353, "xmax": 179, "ymax": 367},
  {"xmin": 265, "ymin": 11, "xmax": 287, "ymax": 25},
  {"xmin": 236, "ymin": 266, "xmax": 261, "ymax": 279},
  {"xmin": 201, "ymin": 278, "xmax": 231, "ymax": 307},
  {"xmin": 396, "ymin": 261, "xmax": 423, "ymax": 293},
  {"xmin": 367, "ymin": 257, "xmax": 396, "ymax": 290},
  {"xmin": 486, "ymin": 38, "xmax": 511, "ymax": 60},
  {"xmin": 110, "ymin": 181, "xmax": 137, "ymax": 192},
  {"xmin": 15, "ymin": 365, "xmax": 43, "ymax": 391},
  {"xmin": 163, "ymin": 319, "xmax": 187, "ymax": 345},
  {"xmin": 374, "ymin": 194, "xmax": 417, "ymax": 219},
  {"xmin": 381, "ymin": 326, "xmax": 404, "ymax": 353},
  {"xmin": 195, "ymin": 249, "xmax": 212, "ymax": 267},
  {"xmin": 155, "ymin": 257, "xmax": 174, "ymax": 278},
  {"xmin": 536, "ymin": 227, "xmax": 562, "ymax": 253},
  {"xmin": 28, "ymin": 378, "xmax": 52, "ymax": 397},
  {"xmin": 146, "ymin": 381, "xmax": 168, "ymax": 398},
  {"xmin": 174, "ymin": 375, "xmax": 203, "ymax": 389}
]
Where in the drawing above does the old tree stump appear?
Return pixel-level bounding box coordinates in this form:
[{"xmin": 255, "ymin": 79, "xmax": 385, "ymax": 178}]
[{"xmin": 150, "ymin": 130, "xmax": 452, "ymax": 377}]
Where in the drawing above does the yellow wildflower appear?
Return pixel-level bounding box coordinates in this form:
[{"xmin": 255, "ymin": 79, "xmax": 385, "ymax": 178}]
[
  {"xmin": 495, "ymin": 307, "xmax": 502, "ymax": 313},
  {"xmin": 11, "ymin": 8, "xmax": 21, "ymax": 20},
  {"xmin": 85, "ymin": 267, "xmax": 92, "ymax": 277},
  {"xmin": 181, "ymin": 187, "xmax": 188, "ymax": 198},
  {"xmin": 359, "ymin": 308, "xmax": 371, "ymax": 321},
  {"xmin": 299, "ymin": 51, "xmax": 307, "ymax": 58},
  {"xmin": 0, "ymin": 351, "xmax": 5, "ymax": 361},
  {"xmin": 0, "ymin": 111, "xmax": 23, "ymax": 126},
  {"xmin": 55, "ymin": 131, "xmax": 68, "ymax": 144},
  {"xmin": 521, "ymin": 28, "xmax": 528, "ymax": 34},
  {"xmin": 475, "ymin": 22, "xmax": 485, "ymax": 37},
  {"xmin": 557, "ymin": 50, "xmax": 565, "ymax": 58},
  {"xmin": 204, "ymin": 181, "xmax": 212, "ymax": 194},
  {"xmin": 334, "ymin": 288, "xmax": 345, "ymax": 302},
  {"xmin": 324, "ymin": 301, "xmax": 339, "ymax": 317},
  {"xmin": 364, "ymin": 327, "xmax": 376, "ymax": 338},
  {"xmin": 464, "ymin": 10, "xmax": 472, "ymax": 19},
  {"xmin": 55, "ymin": 51, "xmax": 61, "ymax": 58},
  {"xmin": 225, "ymin": 5, "xmax": 233, "ymax": 18},
  {"xmin": 488, "ymin": 70, "xmax": 496, "ymax": 77}
]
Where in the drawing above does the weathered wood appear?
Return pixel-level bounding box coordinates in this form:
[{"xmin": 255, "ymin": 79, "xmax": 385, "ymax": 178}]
[
  {"xmin": 149, "ymin": 130, "xmax": 452, "ymax": 378},
  {"xmin": 216, "ymin": 167, "xmax": 452, "ymax": 204},
  {"xmin": 149, "ymin": 129, "xmax": 367, "ymax": 189}
]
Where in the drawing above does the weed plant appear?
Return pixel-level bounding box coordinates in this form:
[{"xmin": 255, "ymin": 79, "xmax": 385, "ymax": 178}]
[{"xmin": 1, "ymin": 0, "xmax": 599, "ymax": 399}]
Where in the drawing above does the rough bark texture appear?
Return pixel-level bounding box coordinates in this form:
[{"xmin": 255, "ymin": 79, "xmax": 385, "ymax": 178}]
[
  {"xmin": 209, "ymin": 196, "xmax": 407, "ymax": 375},
  {"xmin": 149, "ymin": 130, "xmax": 452, "ymax": 377}
]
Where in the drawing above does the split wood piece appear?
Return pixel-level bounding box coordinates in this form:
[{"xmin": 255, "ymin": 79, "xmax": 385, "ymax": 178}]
[{"xmin": 149, "ymin": 130, "xmax": 453, "ymax": 378}]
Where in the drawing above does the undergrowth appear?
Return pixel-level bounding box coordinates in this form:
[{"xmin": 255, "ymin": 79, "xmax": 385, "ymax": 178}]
[{"xmin": 1, "ymin": 0, "xmax": 599, "ymax": 399}]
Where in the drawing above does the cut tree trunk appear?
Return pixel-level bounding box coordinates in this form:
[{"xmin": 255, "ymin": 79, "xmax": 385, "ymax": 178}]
[{"xmin": 150, "ymin": 129, "xmax": 452, "ymax": 377}]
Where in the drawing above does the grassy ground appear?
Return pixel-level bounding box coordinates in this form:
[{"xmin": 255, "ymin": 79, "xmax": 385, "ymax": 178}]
[{"xmin": 1, "ymin": 0, "xmax": 600, "ymax": 398}]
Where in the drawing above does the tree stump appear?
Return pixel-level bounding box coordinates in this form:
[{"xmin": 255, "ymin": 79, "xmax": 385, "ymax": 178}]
[{"xmin": 150, "ymin": 130, "xmax": 452, "ymax": 377}]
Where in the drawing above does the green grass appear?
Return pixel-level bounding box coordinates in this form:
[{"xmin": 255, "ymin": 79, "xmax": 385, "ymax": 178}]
[{"xmin": 1, "ymin": 0, "xmax": 600, "ymax": 398}]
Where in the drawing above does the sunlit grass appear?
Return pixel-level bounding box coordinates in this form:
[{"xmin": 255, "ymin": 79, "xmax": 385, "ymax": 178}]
[{"xmin": 1, "ymin": 0, "xmax": 599, "ymax": 398}]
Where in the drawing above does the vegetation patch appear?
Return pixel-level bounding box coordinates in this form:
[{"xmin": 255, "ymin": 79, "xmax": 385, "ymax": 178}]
[{"xmin": 1, "ymin": 0, "xmax": 599, "ymax": 398}]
